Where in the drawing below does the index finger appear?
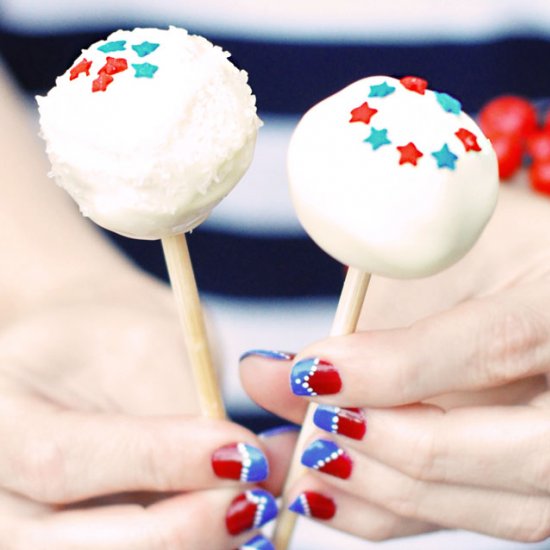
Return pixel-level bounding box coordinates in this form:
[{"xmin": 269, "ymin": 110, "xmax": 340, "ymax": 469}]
[
  {"xmin": 0, "ymin": 394, "xmax": 272, "ymax": 504},
  {"xmin": 290, "ymin": 284, "xmax": 550, "ymax": 407}
]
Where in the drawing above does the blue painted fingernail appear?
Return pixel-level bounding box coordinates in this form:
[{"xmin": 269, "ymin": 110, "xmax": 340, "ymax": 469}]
[
  {"xmin": 240, "ymin": 349, "xmax": 296, "ymax": 361},
  {"xmin": 313, "ymin": 405, "xmax": 366, "ymax": 440},
  {"xmin": 289, "ymin": 491, "xmax": 336, "ymax": 520},
  {"xmin": 290, "ymin": 357, "xmax": 342, "ymax": 396},
  {"xmin": 240, "ymin": 534, "xmax": 275, "ymax": 549},
  {"xmin": 301, "ymin": 439, "xmax": 353, "ymax": 479}
]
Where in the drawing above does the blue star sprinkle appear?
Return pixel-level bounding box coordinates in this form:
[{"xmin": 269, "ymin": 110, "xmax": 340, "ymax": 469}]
[
  {"xmin": 132, "ymin": 41, "xmax": 160, "ymax": 57},
  {"xmin": 369, "ymin": 81, "xmax": 396, "ymax": 98},
  {"xmin": 98, "ymin": 40, "xmax": 126, "ymax": 53},
  {"xmin": 432, "ymin": 144, "xmax": 458, "ymax": 169},
  {"xmin": 435, "ymin": 92, "xmax": 462, "ymax": 114},
  {"xmin": 132, "ymin": 62, "xmax": 158, "ymax": 78},
  {"xmin": 364, "ymin": 127, "xmax": 391, "ymax": 150}
]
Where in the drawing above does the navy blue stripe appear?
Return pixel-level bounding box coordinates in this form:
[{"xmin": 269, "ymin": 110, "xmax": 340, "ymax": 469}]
[
  {"xmin": 105, "ymin": 228, "xmax": 343, "ymax": 298},
  {"xmin": 225, "ymin": 36, "xmax": 550, "ymax": 115},
  {"xmin": 1, "ymin": 26, "xmax": 550, "ymax": 113},
  {"xmin": 231, "ymin": 411, "xmax": 286, "ymax": 433}
]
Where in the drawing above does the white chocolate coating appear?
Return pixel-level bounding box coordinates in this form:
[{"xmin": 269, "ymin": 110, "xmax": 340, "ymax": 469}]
[
  {"xmin": 288, "ymin": 76, "xmax": 498, "ymax": 278},
  {"xmin": 38, "ymin": 27, "xmax": 260, "ymax": 239}
]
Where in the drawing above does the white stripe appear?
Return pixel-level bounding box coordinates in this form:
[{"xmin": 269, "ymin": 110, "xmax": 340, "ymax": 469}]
[
  {"xmin": 203, "ymin": 294, "xmax": 336, "ymax": 413},
  {"xmin": 4, "ymin": 0, "xmax": 550, "ymax": 42},
  {"xmin": 203, "ymin": 115, "xmax": 305, "ymax": 237}
]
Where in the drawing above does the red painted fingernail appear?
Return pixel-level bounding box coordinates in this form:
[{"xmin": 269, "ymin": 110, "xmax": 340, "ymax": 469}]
[
  {"xmin": 313, "ymin": 406, "xmax": 366, "ymax": 440},
  {"xmin": 289, "ymin": 491, "xmax": 336, "ymax": 520},
  {"xmin": 290, "ymin": 357, "xmax": 342, "ymax": 396},
  {"xmin": 225, "ymin": 489, "xmax": 278, "ymax": 535},
  {"xmin": 211, "ymin": 443, "xmax": 268, "ymax": 482},
  {"xmin": 301, "ymin": 439, "xmax": 353, "ymax": 479}
]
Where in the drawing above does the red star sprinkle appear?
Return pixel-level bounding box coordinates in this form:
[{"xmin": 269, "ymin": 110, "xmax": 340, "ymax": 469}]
[
  {"xmin": 397, "ymin": 142, "xmax": 423, "ymax": 165},
  {"xmin": 69, "ymin": 58, "xmax": 92, "ymax": 80},
  {"xmin": 92, "ymin": 72, "xmax": 114, "ymax": 92},
  {"xmin": 98, "ymin": 56, "xmax": 128, "ymax": 75},
  {"xmin": 349, "ymin": 102, "xmax": 378, "ymax": 124},
  {"xmin": 455, "ymin": 128, "xmax": 482, "ymax": 152},
  {"xmin": 400, "ymin": 76, "xmax": 428, "ymax": 95}
]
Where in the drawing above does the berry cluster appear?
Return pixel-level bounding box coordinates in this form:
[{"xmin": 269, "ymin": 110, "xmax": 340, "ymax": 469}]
[{"xmin": 478, "ymin": 96, "xmax": 550, "ymax": 195}]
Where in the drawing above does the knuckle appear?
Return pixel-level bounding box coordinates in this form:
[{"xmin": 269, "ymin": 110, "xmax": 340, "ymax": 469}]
[
  {"xmin": 388, "ymin": 352, "xmax": 418, "ymax": 406},
  {"xmin": 474, "ymin": 306, "xmax": 545, "ymax": 387},
  {"xmin": 17, "ymin": 436, "xmax": 67, "ymax": 503},
  {"xmin": 506, "ymin": 502, "xmax": 550, "ymax": 542},
  {"xmin": 383, "ymin": 478, "xmax": 422, "ymax": 519},
  {"xmin": 531, "ymin": 440, "xmax": 550, "ymax": 495},
  {"xmin": 362, "ymin": 516, "xmax": 407, "ymax": 542},
  {"xmin": 147, "ymin": 523, "xmax": 182, "ymax": 550},
  {"xmin": 138, "ymin": 425, "xmax": 177, "ymax": 491},
  {"xmin": 404, "ymin": 426, "xmax": 442, "ymax": 483}
]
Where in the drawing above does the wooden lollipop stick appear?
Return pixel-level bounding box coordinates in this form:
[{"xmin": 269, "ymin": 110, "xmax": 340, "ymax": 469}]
[
  {"xmin": 273, "ymin": 266, "xmax": 371, "ymax": 550},
  {"xmin": 161, "ymin": 234, "xmax": 226, "ymax": 420},
  {"xmin": 329, "ymin": 268, "xmax": 372, "ymax": 338}
]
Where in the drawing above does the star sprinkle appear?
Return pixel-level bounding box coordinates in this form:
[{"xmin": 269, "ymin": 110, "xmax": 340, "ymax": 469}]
[
  {"xmin": 368, "ymin": 81, "xmax": 395, "ymax": 98},
  {"xmin": 435, "ymin": 92, "xmax": 462, "ymax": 114},
  {"xmin": 98, "ymin": 57, "xmax": 128, "ymax": 75},
  {"xmin": 364, "ymin": 127, "xmax": 391, "ymax": 150},
  {"xmin": 349, "ymin": 102, "xmax": 378, "ymax": 124},
  {"xmin": 132, "ymin": 62, "xmax": 158, "ymax": 78},
  {"xmin": 132, "ymin": 41, "xmax": 160, "ymax": 57},
  {"xmin": 400, "ymin": 76, "xmax": 428, "ymax": 95},
  {"xmin": 92, "ymin": 72, "xmax": 114, "ymax": 92},
  {"xmin": 397, "ymin": 142, "xmax": 423, "ymax": 165},
  {"xmin": 98, "ymin": 40, "xmax": 127, "ymax": 53},
  {"xmin": 432, "ymin": 144, "xmax": 458, "ymax": 169},
  {"xmin": 69, "ymin": 58, "xmax": 92, "ymax": 80},
  {"xmin": 455, "ymin": 128, "xmax": 481, "ymax": 152}
]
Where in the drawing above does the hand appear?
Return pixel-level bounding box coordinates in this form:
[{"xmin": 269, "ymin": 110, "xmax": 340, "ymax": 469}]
[
  {"xmin": 241, "ymin": 183, "xmax": 550, "ymax": 543},
  {"xmin": 0, "ymin": 276, "xmax": 290, "ymax": 549},
  {"xmin": 0, "ymin": 63, "xmax": 291, "ymax": 549}
]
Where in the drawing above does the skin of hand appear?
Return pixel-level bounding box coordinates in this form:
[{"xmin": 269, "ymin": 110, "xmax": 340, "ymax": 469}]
[
  {"xmin": 241, "ymin": 182, "xmax": 550, "ymax": 543},
  {"xmin": 0, "ymin": 64, "xmax": 294, "ymax": 549}
]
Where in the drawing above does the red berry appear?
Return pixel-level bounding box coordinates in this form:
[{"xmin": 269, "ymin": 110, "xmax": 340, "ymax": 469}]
[
  {"xmin": 490, "ymin": 133, "xmax": 523, "ymax": 180},
  {"xmin": 544, "ymin": 109, "xmax": 550, "ymax": 131},
  {"xmin": 529, "ymin": 160, "xmax": 550, "ymax": 195},
  {"xmin": 526, "ymin": 130, "xmax": 550, "ymax": 162},
  {"xmin": 479, "ymin": 96, "xmax": 538, "ymax": 140}
]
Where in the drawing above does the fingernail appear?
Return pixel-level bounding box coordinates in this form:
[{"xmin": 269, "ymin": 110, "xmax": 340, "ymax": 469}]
[
  {"xmin": 290, "ymin": 357, "xmax": 342, "ymax": 396},
  {"xmin": 240, "ymin": 349, "xmax": 296, "ymax": 361},
  {"xmin": 226, "ymin": 489, "xmax": 278, "ymax": 535},
  {"xmin": 289, "ymin": 491, "xmax": 336, "ymax": 520},
  {"xmin": 239, "ymin": 534, "xmax": 275, "ymax": 549},
  {"xmin": 313, "ymin": 405, "xmax": 366, "ymax": 440},
  {"xmin": 258, "ymin": 424, "xmax": 300, "ymax": 439},
  {"xmin": 212, "ymin": 443, "xmax": 269, "ymax": 483},
  {"xmin": 301, "ymin": 439, "xmax": 353, "ymax": 479}
]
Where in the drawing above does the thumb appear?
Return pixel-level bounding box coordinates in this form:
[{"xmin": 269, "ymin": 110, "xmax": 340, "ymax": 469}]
[{"xmin": 289, "ymin": 283, "xmax": 550, "ymax": 407}]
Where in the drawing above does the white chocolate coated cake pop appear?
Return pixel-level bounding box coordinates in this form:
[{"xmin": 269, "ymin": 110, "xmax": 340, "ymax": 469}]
[
  {"xmin": 38, "ymin": 27, "xmax": 260, "ymax": 239},
  {"xmin": 288, "ymin": 76, "xmax": 498, "ymax": 278}
]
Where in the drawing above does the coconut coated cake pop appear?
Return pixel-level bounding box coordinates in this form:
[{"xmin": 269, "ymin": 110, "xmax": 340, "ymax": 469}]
[
  {"xmin": 38, "ymin": 27, "xmax": 260, "ymax": 239},
  {"xmin": 288, "ymin": 76, "xmax": 498, "ymax": 278}
]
